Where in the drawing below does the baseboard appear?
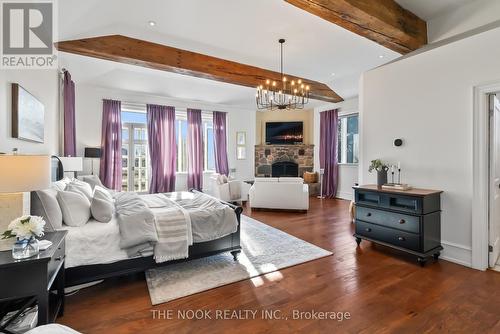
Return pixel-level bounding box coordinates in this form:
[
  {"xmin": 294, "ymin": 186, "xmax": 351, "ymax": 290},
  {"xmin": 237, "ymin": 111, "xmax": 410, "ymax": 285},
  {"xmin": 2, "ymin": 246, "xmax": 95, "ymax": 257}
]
[
  {"xmin": 336, "ymin": 191, "xmax": 353, "ymax": 201},
  {"xmin": 440, "ymin": 240, "xmax": 472, "ymax": 268}
]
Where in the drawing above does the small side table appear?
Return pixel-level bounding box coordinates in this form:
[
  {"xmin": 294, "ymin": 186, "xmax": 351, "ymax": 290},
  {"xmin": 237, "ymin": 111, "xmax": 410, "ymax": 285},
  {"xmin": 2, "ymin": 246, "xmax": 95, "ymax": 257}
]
[{"xmin": 0, "ymin": 231, "xmax": 67, "ymax": 329}]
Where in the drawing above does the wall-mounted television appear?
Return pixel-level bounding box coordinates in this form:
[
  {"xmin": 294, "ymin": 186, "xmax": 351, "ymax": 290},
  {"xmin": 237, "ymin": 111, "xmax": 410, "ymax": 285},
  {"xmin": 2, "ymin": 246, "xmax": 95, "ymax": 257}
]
[{"xmin": 265, "ymin": 121, "xmax": 303, "ymax": 145}]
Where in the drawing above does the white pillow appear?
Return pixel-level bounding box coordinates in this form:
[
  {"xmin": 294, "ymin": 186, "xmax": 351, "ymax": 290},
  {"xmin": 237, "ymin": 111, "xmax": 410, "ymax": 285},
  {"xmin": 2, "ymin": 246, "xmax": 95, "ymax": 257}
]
[
  {"xmin": 94, "ymin": 186, "xmax": 113, "ymax": 202},
  {"xmin": 82, "ymin": 175, "xmax": 105, "ymax": 190},
  {"xmin": 31, "ymin": 189, "xmax": 63, "ymax": 230},
  {"xmin": 91, "ymin": 197, "xmax": 114, "ymax": 223},
  {"xmin": 90, "ymin": 186, "xmax": 114, "ymax": 223},
  {"xmin": 50, "ymin": 177, "xmax": 72, "ymax": 191},
  {"xmin": 66, "ymin": 180, "xmax": 93, "ymax": 201},
  {"xmin": 57, "ymin": 191, "xmax": 91, "ymax": 227}
]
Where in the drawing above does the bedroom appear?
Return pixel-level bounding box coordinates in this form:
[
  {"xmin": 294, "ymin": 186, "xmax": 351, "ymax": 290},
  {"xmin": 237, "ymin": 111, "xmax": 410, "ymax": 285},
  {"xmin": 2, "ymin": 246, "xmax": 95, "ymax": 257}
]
[{"xmin": 0, "ymin": 0, "xmax": 500, "ymax": 333}]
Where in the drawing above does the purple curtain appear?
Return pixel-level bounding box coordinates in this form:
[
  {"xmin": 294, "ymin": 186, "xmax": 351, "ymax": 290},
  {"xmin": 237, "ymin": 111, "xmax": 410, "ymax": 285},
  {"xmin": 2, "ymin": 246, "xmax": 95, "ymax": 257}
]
[
  {"xmin": 213, "ymin": 111, "xmax": 229, "ymax": 176},
  {"xmin": 99, "ymin": 100, "xmax": 122, "ymax": 191},
  {"xmin": 187, "ymin": 109, "xmax": 203, "ymax": 190},
  {"xmin": 319, "ymin": 109, "xmax": 339, "ymax": 198},
  {"xmin": 147, "ymin": 104, "xmax": 176, "ymax": 193},
  {"xmin": 63, "ymin": 70, "xmax": 76, "ymax": 157}
]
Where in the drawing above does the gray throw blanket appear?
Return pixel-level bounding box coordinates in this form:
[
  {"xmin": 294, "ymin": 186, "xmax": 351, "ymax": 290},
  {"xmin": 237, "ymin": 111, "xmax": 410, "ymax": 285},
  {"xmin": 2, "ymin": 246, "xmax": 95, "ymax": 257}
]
[
  {"xmin": 141, "ymin": 194, "xmax": 193, "ymax": 263},
  {"xmin": 115, "ymin": 192, "xmax": 158, "ymax": 249},
  {"xmin": 115, "ymin": 192, "xmax": 192, "ymax": 263}
]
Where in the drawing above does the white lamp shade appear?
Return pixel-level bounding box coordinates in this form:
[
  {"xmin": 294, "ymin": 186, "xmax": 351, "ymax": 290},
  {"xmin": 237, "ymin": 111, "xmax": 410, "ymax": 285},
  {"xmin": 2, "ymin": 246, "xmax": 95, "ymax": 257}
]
[
  {"xmin": 59, "ymin": 156, "xmax": 83, "ymax": 172},
  {"xmin": 0, "ymin": 155, "xmax": 51, "ymax": 193}
]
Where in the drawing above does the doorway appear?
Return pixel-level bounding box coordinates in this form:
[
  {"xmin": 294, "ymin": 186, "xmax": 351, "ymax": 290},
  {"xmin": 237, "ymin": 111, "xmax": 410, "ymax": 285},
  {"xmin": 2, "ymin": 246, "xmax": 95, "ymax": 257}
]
[{"xmin": 489, "ymin": 93, "xmax": 500, "ymax": 270}]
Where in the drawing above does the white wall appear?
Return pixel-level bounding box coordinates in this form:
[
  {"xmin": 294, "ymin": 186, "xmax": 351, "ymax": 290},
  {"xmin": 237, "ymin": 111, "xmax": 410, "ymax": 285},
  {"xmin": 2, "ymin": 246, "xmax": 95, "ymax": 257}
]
[
  {"xmin": 360, "ymin": 25, "xmax": 500, "ymax": 267},
  {"xmin": 428, "ymin": 0, "xmax": 500, "ymax": 43},
  {"xmin": 73, "ymin": 84, "xmax": 255, "ymax": 192},
  {"xmin": 0, "ymin": 69, "xmax": 59, "ymax": 155},
  {"xmin": 314, "ymin": 97, "xmax": 359, "ymax": 200}
]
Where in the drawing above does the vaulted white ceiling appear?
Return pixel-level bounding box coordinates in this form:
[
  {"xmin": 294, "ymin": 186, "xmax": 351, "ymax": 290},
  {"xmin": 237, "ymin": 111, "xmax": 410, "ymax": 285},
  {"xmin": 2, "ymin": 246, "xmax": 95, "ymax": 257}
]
[
  {"xmin": 396, "ymin": 0, "xmax": 472, "ymax": 21},
  {"xmin": 57, "ymin": 0, "xmax": 469, "ymax": 109}
]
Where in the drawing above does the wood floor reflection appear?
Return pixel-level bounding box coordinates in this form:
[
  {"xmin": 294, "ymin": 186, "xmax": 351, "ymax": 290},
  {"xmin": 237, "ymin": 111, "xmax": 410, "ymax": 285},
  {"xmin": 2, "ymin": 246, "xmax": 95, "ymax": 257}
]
[{"xmin": 59, "ymin": 198, "xmax": 500, "ymax": 333}]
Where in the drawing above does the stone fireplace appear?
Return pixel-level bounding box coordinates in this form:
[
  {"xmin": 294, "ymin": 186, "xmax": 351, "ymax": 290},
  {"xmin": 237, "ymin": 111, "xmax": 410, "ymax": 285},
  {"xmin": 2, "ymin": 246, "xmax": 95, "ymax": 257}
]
[{"xmin": 255, "ymin": 144, "xmax": 314, "ymax": 177}]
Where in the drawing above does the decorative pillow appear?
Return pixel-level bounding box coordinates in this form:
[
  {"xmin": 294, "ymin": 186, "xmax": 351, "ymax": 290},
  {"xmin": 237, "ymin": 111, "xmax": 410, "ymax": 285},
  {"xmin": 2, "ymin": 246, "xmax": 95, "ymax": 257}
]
[
  {"xmin": 50, "ymin": 177, "xmax": 72, "ymax": 191},
  {"xmin": 56, "ymin": 191, "xmax": 91, "ymax": 227},
  {"xmin": 215, "ymin": 174, "xmax": 224, "ymax": 185},
  {"xmin": 94, "ymin": 186, "xmax": 113, "ymax": 202},
  {"xmin": 66, "ymin": 180, "xmax": 93, "ymax": 201},
  {"xmin": 91, "ymin": 197, "xmax": 114, "ymax": 223},
  {"xmin": 31, "ymin": 189, "xmax": 63, "ymax": 231},
  {"xmin": 82, "ymin": 175, "xmax": 105, "ymax": 190}
]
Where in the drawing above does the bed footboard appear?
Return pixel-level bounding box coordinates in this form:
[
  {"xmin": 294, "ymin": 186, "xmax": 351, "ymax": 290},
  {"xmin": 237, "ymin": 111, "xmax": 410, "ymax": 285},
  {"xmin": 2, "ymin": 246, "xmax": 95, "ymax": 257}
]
[{"xmin": 65, "ymin": 190, "xmax": 243, "ymax": 287}]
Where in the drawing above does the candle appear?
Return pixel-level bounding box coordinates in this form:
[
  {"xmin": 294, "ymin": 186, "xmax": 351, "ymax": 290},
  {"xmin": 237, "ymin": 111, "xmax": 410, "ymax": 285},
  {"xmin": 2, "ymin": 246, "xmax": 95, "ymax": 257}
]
[
  {"xmin": 391, "ymin": 165, "xmax": 394, "ymax": 172},
  {"xmin": 398, "ymin": 162, "xmax": 401, "ymax": 170}
]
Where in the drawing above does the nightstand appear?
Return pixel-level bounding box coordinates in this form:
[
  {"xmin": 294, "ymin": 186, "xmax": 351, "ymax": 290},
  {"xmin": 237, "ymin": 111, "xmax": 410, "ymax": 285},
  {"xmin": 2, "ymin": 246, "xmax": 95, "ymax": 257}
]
[{"xmin": 0, "ymin": 231, "xmax": 67, "ymax": 329}]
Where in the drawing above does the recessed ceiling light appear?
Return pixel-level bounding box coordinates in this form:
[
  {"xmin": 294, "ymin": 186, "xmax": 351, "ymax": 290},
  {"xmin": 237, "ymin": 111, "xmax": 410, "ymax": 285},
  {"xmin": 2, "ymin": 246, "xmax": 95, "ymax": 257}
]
[
  {"xmin": 148, "ymin": 20, "xmax": 156, "ymax": 27},
  {"xmin": 331, "ymin": 73, "xmax": 336, "ymax": 76},
  {"xmin": 379, "ymin": 55, "xmax": 384, "ymax": 58}
]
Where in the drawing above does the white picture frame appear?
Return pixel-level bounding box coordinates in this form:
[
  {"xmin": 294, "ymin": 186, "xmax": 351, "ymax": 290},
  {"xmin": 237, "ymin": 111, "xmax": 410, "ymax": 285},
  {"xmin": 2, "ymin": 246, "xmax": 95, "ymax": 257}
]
[{"xmin": 236, "ymin": 132, "xmax": 246, "ymax": 145}]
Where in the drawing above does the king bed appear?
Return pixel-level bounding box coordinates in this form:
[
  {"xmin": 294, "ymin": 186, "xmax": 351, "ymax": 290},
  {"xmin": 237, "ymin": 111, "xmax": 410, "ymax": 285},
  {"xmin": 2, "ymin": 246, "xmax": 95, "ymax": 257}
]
[{"xmin": 31, "ymin": 157, "xmax": 242, "ymax": 287}]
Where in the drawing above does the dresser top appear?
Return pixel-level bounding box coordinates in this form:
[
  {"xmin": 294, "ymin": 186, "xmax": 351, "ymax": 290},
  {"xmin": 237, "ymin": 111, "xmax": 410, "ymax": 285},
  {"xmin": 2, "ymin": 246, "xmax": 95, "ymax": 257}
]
[{"xmin": 354, "ymin": 185, "xmax": 443, "ymax": 197}]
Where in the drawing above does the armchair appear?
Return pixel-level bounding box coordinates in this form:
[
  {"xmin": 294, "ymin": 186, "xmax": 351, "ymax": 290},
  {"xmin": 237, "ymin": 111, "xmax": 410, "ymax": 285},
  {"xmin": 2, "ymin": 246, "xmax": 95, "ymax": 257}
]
[{"xmin": 209, "ymin": 174, "xmax": 249, "ymax": 204}]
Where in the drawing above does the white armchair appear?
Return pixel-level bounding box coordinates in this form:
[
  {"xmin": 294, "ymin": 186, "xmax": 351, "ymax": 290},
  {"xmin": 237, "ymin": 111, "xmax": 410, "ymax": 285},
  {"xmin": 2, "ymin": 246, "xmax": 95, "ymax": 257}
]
[{"xmin": 210, "ymin": 174, "xmax": 250, "ymax": 204}]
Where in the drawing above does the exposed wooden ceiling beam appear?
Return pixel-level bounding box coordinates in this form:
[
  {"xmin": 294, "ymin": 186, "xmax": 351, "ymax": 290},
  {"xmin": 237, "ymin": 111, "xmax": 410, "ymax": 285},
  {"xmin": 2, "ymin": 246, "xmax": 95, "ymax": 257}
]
[
  {"xmin": 55, "ymin": 35, "xmax": 343, "ymax": 103},
  {"xmin": 285, "ymin": 0, "xmax": 427, "ymax": 54}
]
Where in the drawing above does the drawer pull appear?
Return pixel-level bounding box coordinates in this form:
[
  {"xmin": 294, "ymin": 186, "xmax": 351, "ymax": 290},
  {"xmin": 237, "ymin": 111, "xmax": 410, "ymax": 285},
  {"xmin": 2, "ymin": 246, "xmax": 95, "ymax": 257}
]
[
  {"xmin": 365, "ymin": 228, "xmax": 372, "ymax": 232},
  {"xmin": 55, "ymin": 256, "xmax": 63, "ymax": 261},
  {"xmin": 366, "ymin": 213, "xmax": 372, "ymax": 217},
  {"xmin": 397, "ymin": 236, "xmax": 406, "ymax": 241},
  {"xmin": 398, "ymin": 219, "xmax": 406, "ymax": 224}
]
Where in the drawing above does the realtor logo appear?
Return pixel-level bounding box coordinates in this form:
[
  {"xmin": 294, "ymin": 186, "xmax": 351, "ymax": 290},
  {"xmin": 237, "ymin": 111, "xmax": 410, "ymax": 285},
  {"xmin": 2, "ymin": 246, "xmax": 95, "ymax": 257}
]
[{"xmin": 1, "ymin": 0, "xmax": 57, "ymax": 68}]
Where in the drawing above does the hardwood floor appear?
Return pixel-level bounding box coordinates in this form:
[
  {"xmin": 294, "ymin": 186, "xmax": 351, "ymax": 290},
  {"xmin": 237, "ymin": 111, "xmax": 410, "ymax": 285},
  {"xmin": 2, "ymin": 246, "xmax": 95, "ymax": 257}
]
[{"xmin": 59, "ymin": 198, "xmax": 500, "ymax": 333}]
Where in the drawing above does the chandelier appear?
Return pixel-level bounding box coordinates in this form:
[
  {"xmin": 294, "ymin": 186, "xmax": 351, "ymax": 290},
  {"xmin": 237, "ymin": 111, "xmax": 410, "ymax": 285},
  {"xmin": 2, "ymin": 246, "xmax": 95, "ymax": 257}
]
[{"xmin": 256, "ymin": 39, "xmax": 310, "ymax": 110}]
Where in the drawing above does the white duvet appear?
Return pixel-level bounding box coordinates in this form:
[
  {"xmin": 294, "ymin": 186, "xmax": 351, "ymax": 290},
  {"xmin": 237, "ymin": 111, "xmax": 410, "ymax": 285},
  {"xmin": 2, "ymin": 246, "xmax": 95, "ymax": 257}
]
[
  {"xmin": 61, "ymin": 191, "xmax": 238, "ymax": 268},
  {"xmin": 61, "ymin": 217, "xmax": 147, "ymax": 268}
]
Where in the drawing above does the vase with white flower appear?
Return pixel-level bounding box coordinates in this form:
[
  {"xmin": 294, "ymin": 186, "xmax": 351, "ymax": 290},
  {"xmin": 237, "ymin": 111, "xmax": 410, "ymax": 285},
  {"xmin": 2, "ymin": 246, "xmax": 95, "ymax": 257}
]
[{"xmin": 1, "ymin": 215, "xmax": 46, "ymax": 259}]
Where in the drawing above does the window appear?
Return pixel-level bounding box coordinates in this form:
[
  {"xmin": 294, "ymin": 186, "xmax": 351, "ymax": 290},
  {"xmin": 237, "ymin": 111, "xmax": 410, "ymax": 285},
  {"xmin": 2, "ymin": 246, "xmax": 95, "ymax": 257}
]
[
  {"xmin": 338, "ymin": 114, "xmax": 359, "ymax": 164},
  {"xmin": 122, "ymin": 110, "xmax": 149, "ymax": 192},
  {"xmin": 121, "ymin": 107, "xmax": 216, "ymax": 192},
  {"xmin": 204, "ymin": 121, "xmax": 215, "ymax": 171},
  {"xmin": 175, "ymin": 112, "xmax": 215, "ymax": 172},
  {"xmin": 176, "ymin": 119, "xmax": 188, "ymax": 172}
]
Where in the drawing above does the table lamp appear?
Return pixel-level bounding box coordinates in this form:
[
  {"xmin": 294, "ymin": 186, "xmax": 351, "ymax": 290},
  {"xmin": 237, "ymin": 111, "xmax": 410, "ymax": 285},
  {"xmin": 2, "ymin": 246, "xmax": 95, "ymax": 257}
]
[
  {"xmin": 58, "ymin": 156, "xmax": 83, "ymax": 178},
  {"xmin": 0, "ymin": 155, "xmax": 50, "ymax": 251},
  {"xmin": 84, "ymin": 147, "xmax": 101, "ymax": 175}
]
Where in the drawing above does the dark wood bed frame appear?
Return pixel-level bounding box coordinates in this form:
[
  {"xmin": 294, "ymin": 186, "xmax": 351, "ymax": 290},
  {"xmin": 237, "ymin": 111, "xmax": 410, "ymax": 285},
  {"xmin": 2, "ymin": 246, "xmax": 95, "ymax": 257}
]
[{"xmin": 46, "ymin": 156, "xmax": 242, "ymax": 287}]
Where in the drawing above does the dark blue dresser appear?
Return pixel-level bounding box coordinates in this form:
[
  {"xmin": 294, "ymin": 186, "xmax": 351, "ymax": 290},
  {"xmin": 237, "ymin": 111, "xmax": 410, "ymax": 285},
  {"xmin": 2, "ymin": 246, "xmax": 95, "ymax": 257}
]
[{"xmin": 353, "ymin": 185, "xmax": 443, "ymax": 266}]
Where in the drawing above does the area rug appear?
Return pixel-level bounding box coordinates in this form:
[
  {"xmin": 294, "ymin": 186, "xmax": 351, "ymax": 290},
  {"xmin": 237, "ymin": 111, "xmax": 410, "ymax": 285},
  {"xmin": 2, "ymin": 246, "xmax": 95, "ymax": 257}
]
[{"xmin": 145, "ymin": 215, "xmax": 332, "ymax": 305}]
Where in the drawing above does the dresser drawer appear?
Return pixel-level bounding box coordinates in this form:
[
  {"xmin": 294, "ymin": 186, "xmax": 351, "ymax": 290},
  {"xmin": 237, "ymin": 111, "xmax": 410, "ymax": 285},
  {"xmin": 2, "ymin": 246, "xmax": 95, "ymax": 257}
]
[
  {"xmin": 48, "ymin": 239, "xmax": 65, "ymax": 281},
  {"xmin": 355, "ymin": 221, "xmax": 420, "ymax": 252},
  {"xmin": 355, "ymin": 190, "xmax": 382, "ymax": 207},
  {"xmin": 356, "ymin": 206, "xmax": 420, "ymax": 234}
]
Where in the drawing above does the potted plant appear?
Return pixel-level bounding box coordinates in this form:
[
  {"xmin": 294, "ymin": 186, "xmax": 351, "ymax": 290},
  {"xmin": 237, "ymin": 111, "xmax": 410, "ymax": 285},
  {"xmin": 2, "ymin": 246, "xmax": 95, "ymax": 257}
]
[
  {"xmin": 368, "ymin": 159, "xmax": 390, "ymax": 187},
  {"xmin": 2, "ymin": 215, "xmax": 45, "ymax": 259}
]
